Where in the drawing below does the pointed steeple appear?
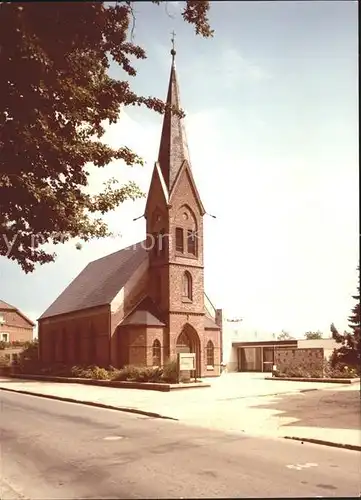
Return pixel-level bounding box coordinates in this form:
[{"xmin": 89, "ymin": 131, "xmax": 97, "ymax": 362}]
[{"xmin": 158, "ymin": 34, "xmax": 190, "ymax": 192}]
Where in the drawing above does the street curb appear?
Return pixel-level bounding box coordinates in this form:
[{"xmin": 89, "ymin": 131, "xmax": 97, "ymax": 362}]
[
  {"xmin": 2, "ymin": 373, "xmax": 211, "ymax": 392},
  {"xmin": 266, "ymin": 376, "xmax": 360, "ymax": 384},
  {"xmin": 284, "ymin": 435, "xmax": 361, "ymax": 452},
  {"xmin": 0, "ymin": 387, "xmax": 179, "ymax": 421},
  {"xmin": 217, "ymin": 387, "xmax": 320, "ymax": 401}
]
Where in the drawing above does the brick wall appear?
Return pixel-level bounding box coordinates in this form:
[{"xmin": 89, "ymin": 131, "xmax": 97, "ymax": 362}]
[
  {"xmin": 275, "ymin": 347, "xmax": 324, "ymax": 373},
  {"xmin": 146, "ymin": 327, "xmax": 164, "ymax": 366},
  {"xmin": 127, "ymin": 327, "xmax": 147, "ymax": 366},
  {"xmin": 116, "ymin": 325, "xmax": 165, "ymax": 369},
  {"xmin": 39, "ymin": 305, "xmax": 110, "ymax": 367}
]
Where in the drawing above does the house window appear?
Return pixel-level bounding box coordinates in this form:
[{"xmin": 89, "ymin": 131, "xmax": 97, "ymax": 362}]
[
  {"xmin": 0, "ymin": 315, "xmax": 5, "ymax": 325},
  {"xmin": 1, "ymin": 332, "xmax": 9, "ymax": 342},
  {"xmin": 187, "ymin": 230, "xmax": 197, "ymax": 256},
  {"xmin": 182, "ymin": 271, "xmax": 192, "ymax": 301},
  {"xmin": 152, "ymin": 339, "xmax": 161, "ymax": 366},
  {"xmin": 175, "ymin": 227, "xmax": 184, "ymax": 253},
  {"xmin": 206, "ymin": 340, "xmax": 215, "ymax": 367}
]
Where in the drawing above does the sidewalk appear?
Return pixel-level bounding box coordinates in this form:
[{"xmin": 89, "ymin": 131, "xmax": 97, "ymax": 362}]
[{"xmin": 1, "ymin": 374, "xmax": 360, "ymax": 450}]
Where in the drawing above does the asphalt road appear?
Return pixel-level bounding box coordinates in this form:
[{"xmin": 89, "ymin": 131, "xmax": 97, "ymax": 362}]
[{"xmin": 1, "ymin": 391, "xmax": 360, "ymax": 499}]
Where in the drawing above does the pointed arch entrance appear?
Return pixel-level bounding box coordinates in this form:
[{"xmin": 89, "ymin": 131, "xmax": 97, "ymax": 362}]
[{"xmin": 176, "ymin": 324, "xmax": 201, "ymax": 377}]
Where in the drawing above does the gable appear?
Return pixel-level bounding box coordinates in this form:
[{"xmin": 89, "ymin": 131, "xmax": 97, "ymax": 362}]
[
  {"xmin": 119, "ymin": 297, "xmax": 165, "ymax": 327},
  {"xmin": 169, "ymin": 160, "xmax": 205, "ymax": 215},
  {"xmin": 0, "ymin": 300, "xmax": 35, "ymax": 327},
  {"xmin": 145, "ymin": 162, "xmax": 169, "ymax": 216}
]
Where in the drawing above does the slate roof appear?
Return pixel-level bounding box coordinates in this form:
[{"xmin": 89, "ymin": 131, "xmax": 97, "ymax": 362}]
[
  {"xmin": 119, "ymin": 297, "xmax": 165, "ymax": 327},
  {"xmin": 0, "ymin": 300, "xmax": 35, "ymax": 326},
  {"xmin": 39, "ymin": 241, "xmax": 147, "ymax": 320}
]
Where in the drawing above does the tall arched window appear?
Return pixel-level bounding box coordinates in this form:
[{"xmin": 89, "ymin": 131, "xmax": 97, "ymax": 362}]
[
  {"xmin": 206, "ymin": 340, "xmax": 214, "ymax": 367},
  {"xmin": 152, "ymin": 339, "xmax": 161, "ymax": 366},
  {"xmin": 182, "ymin": 271, "xmax": 192, "ymax": 301},
  {"xmin": 175, "ymin": 227, "xmax": 184, "ymax": 253},
  {"xmin": 175, "ymin": 205, "xmax": 198, "ymax": 257},
  {"xmin": 187, "ymin": 229, "xmax": 197, "ymax": 256}
]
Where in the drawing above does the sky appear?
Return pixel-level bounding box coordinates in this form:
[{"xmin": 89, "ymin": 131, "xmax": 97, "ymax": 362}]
[{"xmin": 0, "ymin": 1, "xmax": 358, "ymax": 339}]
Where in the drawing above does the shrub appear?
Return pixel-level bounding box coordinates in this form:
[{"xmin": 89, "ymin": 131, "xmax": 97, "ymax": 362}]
[
  {"xmin": 111, "ymin": 365, "xmax": 164, "ymax": 383},
  {"xmin": 274, "ymin": 359, "xmax": 360, "ymax": 379},
  {"xmin": 70, "ymin": 365, "xmax": 83, "ymax": 378},
  {"xmin": 0, "ymin": 355, "xmax": 11, "ymax": 367},
  {"xmin": 16, "ymin": 340, "xmax": 42, "ymax": 374},
  {"xmin": 70, "ymin": 365, "xmax": 110, "ymax": 380},
  {"xmin": 111, "ymin": 365, "xmax": 138, "ymax": 381},
  {"xmin": 274, "ymin": 363, "xmax": 323, "ymax": 379},
  {"xmin": 148, "ymin": 366, "xmax": 164, "ymax": 382},
  {"xmin": 0, "ymin": 355, "xmax": 12, "ymax": 375},
  {"xmin": 137, "ymin": 366, "xmax": 163, "ymax": 382},
  {"xmin": 161, "ymin": 358, "xmax": 178, "ymax": 383},
  {"xmin": 323, "ymin": 360, "xmax": 359, "ymax": 379},
  {"xmin": 90, "ymin": 366, "xmax": 110, "ymax": 380}
]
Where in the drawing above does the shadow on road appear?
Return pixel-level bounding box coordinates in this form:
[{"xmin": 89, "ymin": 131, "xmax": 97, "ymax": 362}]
[{"xmin": 248, "ymin": 388, "xmax": 361, "ymax": 430}]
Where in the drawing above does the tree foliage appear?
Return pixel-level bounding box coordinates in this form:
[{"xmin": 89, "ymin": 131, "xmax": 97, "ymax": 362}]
[
  {"xmin": 0, "ymin": 1, "xmax": 212, "ymax": 272},
  {"xmin": 277, "ymin": 330, "xmax": 294, "ymax": 341},
  {"xmin": 304, "ymin": 331, "xmax": 323, "ymax": 340},
  {"xmin": 330, "ymin": 265, "xmax": 360, "ymax": 370}
]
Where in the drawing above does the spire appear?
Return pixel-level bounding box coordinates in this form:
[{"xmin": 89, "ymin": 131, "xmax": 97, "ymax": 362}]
[{"xmin": 158, "ymin": 33, "xmax": 190, "ymax": 191}]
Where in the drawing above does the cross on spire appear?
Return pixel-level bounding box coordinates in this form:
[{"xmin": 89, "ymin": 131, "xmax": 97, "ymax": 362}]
[{"xmin": 170, "ymin": 30, "xmax": 176, "ymax": 62}]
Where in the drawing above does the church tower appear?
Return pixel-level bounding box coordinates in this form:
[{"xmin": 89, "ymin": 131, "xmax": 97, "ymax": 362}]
[{"xmin": 144, "ymin": 40, "xmax": 207, "ymax": 371}]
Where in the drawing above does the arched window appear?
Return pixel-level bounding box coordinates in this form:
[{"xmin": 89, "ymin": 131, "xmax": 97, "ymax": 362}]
[
  {"xmin": 175, "ymin": 205, "xmax": 198, "ymax": 257},
  {"xmin": 187, "ymin": 229, "xmax": 197, "ymax": 256},
  {"xmin": 152, "ymin": 339, "xmax": 161, "ymax": 366},
  {"xmin": 182, "ymin": 271, "xmax": 192, "ymax": 301},
  {"xmin": 175, "ymin": 227, "xmax": 184, "ymax": 253},
  {"xmin": 206, "ymin": 340, "xmax": 214, "ymax": 367}
]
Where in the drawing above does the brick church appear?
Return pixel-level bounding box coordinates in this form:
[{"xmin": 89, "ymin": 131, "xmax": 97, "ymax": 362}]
[{"xmin": 38, "ymin": 47, "xmax": 222, "ymax": 378}]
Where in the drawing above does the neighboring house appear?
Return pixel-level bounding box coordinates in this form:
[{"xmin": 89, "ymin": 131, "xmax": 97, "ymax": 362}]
[
  {"xmin": 229, "ymin": 338, "xmax": 338, "ymax": 373},
  {"xmin": 0, "ymin": 300, "xmax": 35, "ymax": 343},
  {"xmin": 38, "ymin": 48, "xmax": 222, "ymax": 377}
]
